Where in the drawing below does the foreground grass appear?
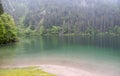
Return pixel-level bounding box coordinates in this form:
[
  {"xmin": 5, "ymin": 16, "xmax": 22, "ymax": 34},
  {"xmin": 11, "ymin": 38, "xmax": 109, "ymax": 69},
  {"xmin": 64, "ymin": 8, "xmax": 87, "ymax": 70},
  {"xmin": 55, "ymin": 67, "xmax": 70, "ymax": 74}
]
[{"xmin": 0, "ymin": 67, "xmax": 56, "ymax": 76}]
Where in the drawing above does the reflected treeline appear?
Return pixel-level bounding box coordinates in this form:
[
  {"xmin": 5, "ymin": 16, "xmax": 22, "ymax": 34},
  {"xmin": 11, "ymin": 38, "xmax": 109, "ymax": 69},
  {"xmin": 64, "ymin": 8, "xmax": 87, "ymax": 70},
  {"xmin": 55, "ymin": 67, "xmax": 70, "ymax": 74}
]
[
  {"xmin": 0, "ymin": 36, "xmax": 119, "ymax": 61},
  {"xmin": 0, "ymin": 36, "xmax": 120, "ymax": 67},
  {"xmin": 20, "ymin": 37, "xmax": 45, "ymax": 52},
  {"xmin": 0, "ymin": 44, "xmax": 18, "ymax": 67},
  {"xmin": 59, "ymin": 36, "xmax": 120, "ymax": 50},
  {"xmin": 18, "ymin": 36, "xmax": 120, "ymax": 53}
]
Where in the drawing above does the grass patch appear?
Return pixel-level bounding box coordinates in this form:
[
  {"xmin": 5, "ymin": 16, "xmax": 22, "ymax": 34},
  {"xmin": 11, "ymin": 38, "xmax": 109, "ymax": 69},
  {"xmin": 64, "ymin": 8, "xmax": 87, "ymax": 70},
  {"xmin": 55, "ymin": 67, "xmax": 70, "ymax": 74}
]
[{"xmin": 0, "ymin": 67, "xmax": 56, "ymax": 76}]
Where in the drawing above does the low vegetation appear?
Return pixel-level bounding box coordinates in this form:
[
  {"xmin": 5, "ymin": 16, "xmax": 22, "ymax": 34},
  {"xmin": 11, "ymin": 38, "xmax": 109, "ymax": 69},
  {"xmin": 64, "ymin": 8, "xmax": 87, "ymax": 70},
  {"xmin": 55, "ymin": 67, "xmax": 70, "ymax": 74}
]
[{"xmin": 0, "ymin": 67, "xmax": 55, "ymax": 76}]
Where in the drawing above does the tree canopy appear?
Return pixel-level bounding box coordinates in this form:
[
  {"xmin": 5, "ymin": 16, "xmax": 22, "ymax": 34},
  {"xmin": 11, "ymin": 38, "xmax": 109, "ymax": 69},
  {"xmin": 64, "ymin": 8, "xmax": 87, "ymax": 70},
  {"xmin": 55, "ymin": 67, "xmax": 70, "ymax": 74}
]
[
  {"xmin": 0, "ymin": 13, "xmax": 17, "ymax": 44},
  {"xmin": 0, "ymin": 1, "xmax": 17, "ymax": 44}
]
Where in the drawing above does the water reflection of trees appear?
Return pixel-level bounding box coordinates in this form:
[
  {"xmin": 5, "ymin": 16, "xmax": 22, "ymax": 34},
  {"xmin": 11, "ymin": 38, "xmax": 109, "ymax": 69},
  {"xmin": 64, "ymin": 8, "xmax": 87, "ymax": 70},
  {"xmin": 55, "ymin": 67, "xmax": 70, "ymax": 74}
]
[
  {"xmin": 0, "ymin": 44, "xmax": 17, "ymax": 67},
  {"xmin": 59, "ymin": 36, "xmax": 120, "ymax": 49}
]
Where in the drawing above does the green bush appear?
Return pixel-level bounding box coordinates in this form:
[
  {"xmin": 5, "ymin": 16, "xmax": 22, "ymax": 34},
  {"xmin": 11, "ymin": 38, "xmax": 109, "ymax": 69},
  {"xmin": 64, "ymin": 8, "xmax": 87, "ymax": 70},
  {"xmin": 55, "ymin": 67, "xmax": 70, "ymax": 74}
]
[{"xmin": 0, "ymin": 13, "xmax": 18, "ymax": 44}]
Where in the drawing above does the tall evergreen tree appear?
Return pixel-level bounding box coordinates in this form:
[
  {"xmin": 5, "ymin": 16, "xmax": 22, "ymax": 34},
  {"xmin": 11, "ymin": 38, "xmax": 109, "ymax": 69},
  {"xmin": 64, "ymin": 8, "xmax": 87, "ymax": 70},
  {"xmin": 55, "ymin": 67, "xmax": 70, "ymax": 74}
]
[{"xmin": 0, "ymin": 0, "xmax": 4, "ymax": 15}]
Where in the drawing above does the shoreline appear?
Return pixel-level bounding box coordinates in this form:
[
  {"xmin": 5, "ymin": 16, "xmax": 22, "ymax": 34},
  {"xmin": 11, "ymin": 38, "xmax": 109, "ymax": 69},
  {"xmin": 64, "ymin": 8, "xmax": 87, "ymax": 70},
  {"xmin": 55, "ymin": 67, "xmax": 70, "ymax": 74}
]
[
  {"xmin": 0, "ymin": 63, "xmax": 119, "ymax": 76},
  {"xmin": 0, "ymin": 64, "xmax": 97, "ymax": 76},
  {"xmin": 0, "ymin": 59, "xmax": 120, "ymax": 76},
  {"xmin": 40, "ymin": 64, "xmax": 97, "ymax": 76}
]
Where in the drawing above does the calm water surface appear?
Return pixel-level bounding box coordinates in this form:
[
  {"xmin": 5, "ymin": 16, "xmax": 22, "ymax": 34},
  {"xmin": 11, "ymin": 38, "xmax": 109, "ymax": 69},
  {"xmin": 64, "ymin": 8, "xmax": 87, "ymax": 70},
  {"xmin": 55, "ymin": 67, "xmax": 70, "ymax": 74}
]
[{"xmin": 0, "ymin": 36, "xmax": 120, "ymax": 75}]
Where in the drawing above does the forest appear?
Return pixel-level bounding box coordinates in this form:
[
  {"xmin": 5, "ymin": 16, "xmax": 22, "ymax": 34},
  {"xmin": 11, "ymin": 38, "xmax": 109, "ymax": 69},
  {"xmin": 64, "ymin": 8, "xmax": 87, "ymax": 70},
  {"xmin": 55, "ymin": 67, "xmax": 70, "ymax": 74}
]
[{"xmin": 0, "ymin": 0, "xmax": 120, "ymax": 43}]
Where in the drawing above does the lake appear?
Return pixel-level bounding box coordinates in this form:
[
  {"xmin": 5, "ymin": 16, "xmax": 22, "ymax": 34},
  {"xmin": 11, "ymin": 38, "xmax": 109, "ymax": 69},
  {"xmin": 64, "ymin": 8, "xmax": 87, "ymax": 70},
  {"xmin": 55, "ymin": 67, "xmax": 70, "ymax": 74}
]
[{"xmin": 0, "ymin": 36, "xmax": 120, "ymax": 76}]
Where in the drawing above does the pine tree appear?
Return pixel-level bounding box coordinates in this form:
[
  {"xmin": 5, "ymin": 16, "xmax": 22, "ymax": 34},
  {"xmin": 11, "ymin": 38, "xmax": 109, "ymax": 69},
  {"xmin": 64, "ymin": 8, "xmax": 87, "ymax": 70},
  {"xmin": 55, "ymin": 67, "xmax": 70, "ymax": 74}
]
[{"xmin": 0, "ymin": 0, "xmax": 4, "ymax": 15}]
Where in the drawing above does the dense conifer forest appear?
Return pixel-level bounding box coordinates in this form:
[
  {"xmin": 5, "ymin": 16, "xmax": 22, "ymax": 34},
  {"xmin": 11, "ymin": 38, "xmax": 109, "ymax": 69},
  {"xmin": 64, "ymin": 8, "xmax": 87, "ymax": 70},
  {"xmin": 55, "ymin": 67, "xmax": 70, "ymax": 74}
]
[
  {"xmin": 1, "ymin": 0, "xmax": 120, "ymax": 43},
  {"xmin": 1, "ymin": 0, "xmax": 120, "ymax": 36}
]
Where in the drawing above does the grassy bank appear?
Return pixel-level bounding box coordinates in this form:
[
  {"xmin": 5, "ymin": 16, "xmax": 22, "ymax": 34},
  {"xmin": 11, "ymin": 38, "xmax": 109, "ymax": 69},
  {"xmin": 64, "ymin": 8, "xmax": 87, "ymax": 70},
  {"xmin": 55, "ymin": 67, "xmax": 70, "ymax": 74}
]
[{"xmin": 0, "ymin": 67, "xmax": 56, "ymax": 76}]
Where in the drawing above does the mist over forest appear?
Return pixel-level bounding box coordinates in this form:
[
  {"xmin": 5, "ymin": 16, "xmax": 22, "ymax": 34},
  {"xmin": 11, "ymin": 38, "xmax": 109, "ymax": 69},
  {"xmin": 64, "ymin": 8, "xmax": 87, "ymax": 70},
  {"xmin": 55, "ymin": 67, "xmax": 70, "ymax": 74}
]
[{"xmin": 1, "ymin": 0, "xmax": 120, "ymax": 36}]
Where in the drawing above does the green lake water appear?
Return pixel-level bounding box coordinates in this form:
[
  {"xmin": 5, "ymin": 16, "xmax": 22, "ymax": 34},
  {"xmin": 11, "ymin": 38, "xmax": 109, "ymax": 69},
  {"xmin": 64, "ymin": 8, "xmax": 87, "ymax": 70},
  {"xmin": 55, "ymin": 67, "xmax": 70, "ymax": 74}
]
[{"xmin": 0, "ymin": 36, "xmax": 120, "ymax": 75}]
